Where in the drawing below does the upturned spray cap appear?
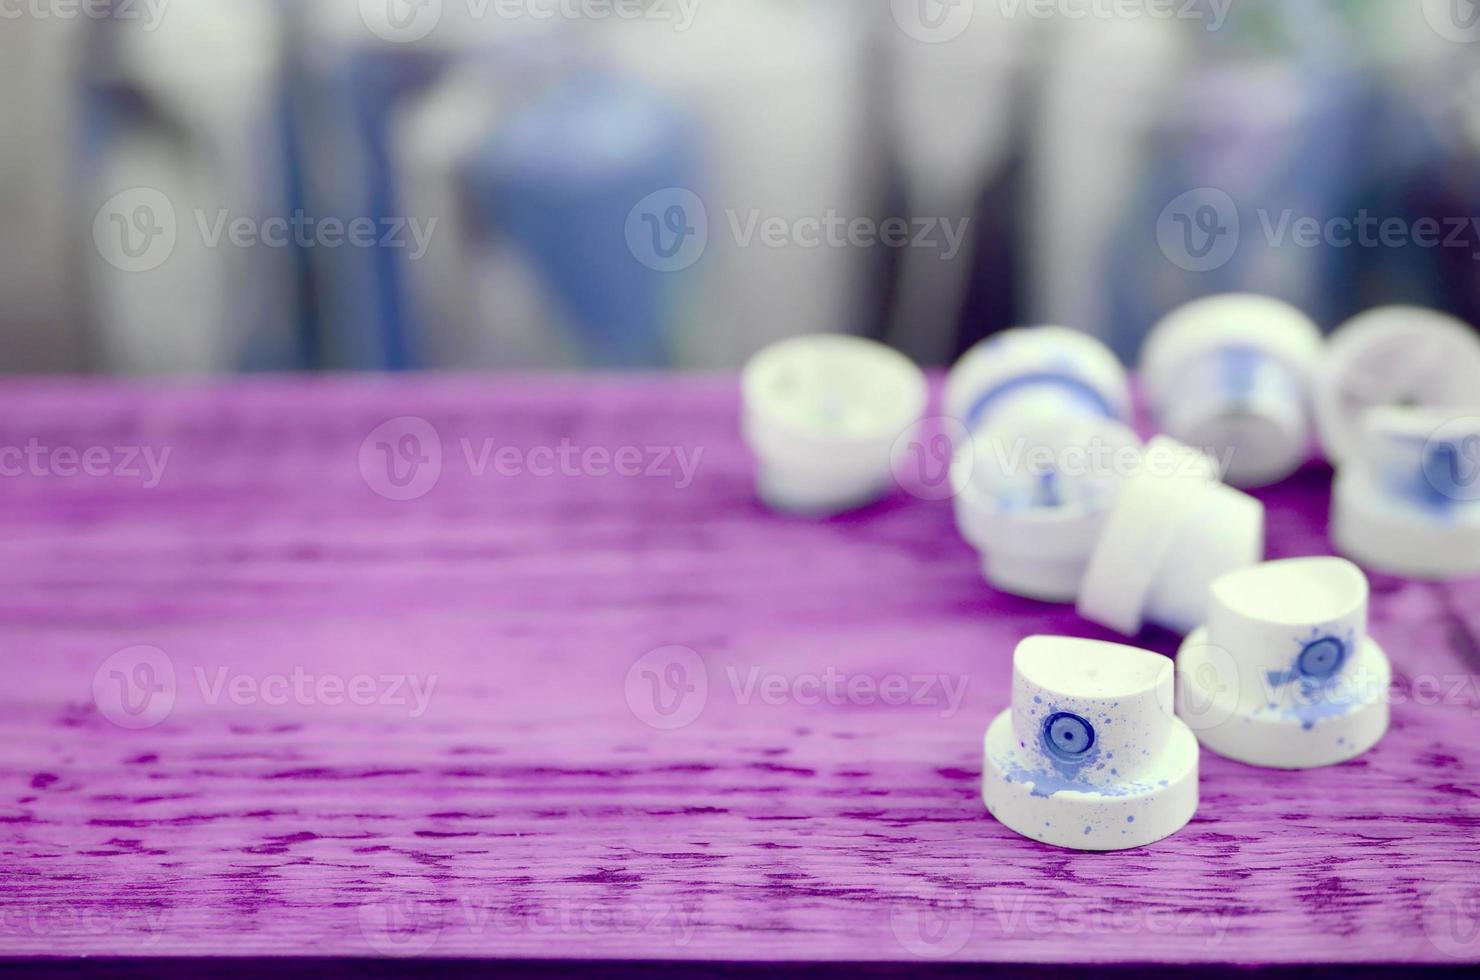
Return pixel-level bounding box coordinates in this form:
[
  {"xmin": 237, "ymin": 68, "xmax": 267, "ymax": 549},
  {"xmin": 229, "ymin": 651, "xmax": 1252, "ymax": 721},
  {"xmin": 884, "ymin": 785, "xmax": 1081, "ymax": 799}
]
[
  {"xmin": 1141, "ymin": 294, "xmax": 1323, "ymax": 488},
  {"xmin": 742, "ymin": 334, "xmax": 927, "ymax": 515},
  {"xmin": 1077, "ymin": 437, "xmax": 1265, "ymax": 637}
]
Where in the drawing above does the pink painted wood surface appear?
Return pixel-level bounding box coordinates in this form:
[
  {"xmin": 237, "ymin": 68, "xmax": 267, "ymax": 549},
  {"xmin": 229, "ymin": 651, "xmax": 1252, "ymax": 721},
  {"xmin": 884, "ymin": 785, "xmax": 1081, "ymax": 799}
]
[{"xmin": 1, "ymin": 376, "xmax": 1477, "ymax": 964}]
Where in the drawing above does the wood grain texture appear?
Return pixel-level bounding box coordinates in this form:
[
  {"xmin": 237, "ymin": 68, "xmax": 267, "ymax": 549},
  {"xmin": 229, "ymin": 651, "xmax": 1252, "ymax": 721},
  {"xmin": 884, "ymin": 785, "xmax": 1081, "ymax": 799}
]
[{"xmin": 0, "ymin": 376, "xmax": 1477, "ymax": 965}]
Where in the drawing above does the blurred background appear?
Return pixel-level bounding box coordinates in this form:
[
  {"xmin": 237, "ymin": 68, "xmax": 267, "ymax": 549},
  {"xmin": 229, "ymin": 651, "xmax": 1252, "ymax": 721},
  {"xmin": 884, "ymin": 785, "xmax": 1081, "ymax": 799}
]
[{"xmin": 2, "ymin": 0, "xmax": 1478, "ymax": 376}]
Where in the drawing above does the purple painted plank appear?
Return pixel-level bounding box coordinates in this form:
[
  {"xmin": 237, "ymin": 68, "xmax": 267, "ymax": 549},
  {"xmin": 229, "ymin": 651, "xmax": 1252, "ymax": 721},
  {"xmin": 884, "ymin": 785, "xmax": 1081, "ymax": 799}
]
[{"xmin": 0, "ymin": 375, "xmax": 1477, "ymax": 965}]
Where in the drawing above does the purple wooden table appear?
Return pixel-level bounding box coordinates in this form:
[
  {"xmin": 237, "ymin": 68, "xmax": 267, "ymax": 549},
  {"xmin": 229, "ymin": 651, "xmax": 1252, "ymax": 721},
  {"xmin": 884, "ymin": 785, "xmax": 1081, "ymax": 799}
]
[{"xmin": 2, "ymin": 376, "xmax": 1478, "ymax": 974}]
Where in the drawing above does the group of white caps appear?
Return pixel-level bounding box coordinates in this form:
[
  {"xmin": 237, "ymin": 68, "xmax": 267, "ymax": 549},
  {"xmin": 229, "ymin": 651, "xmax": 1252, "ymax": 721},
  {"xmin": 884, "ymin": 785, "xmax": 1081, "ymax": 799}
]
[{"xmin": 743, "ymin": 296, "xmax": 1480, "ymax": 851}]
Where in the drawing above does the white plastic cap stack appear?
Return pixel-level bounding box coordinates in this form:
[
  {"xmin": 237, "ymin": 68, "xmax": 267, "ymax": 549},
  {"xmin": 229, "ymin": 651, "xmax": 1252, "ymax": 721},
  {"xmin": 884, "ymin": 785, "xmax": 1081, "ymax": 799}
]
[
  {"xmin": 742, "ymin": 334, "xmax": 927, "ymax": 515},
  {"xmin": 1141, "ymin": 294, "xmax": 1323, "ymax": 488},
  {"xmin": 946, "ymin": 327, "xmax": 1139, "ymax": 601},
  {"xmin": 1314, "ymin": 306, "xmax": 1480, "ymax": 465},
  {"xmin": 1315, "ymin": 307, "xmax": 1480, "ymax": 579},
  {"xmin": 1176, "ymin": 558, "xmax": 1391, "ymax": 769},
  {"xmin": 982, "ymin": 636, "xmax": 1199, "ymax": 850},
  {"xmin": 1331, "ymin": 407, "xmax": 1480, "ymax": 579},
  {"xmin": 953, "ymin": 413, "xmax": 1142, "ymax": 601},
  {"xmin": 944, "ymin": 326, "xmax": 1131, "ymax": 432}
]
